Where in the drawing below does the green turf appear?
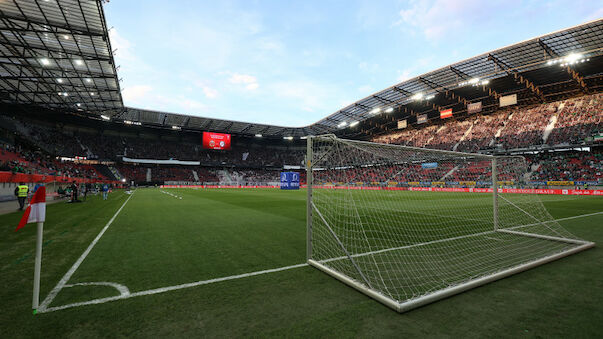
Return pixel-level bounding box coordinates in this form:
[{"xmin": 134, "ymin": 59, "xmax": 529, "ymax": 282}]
[{"xmin": 1, "ymin": 188, "xmax": 601, "ymax": 338}]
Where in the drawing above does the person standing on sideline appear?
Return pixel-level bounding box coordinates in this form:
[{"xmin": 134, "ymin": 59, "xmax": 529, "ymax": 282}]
[
  {"xmin": 70, "ymin": 180, "xmax": 79, "ymax": 202},
  {"xmin": 102, "ymin": 183, "xmax": 109, "ymax": 200},
  {"xmin": 14, "ymin": 182, "xmax": 28, "ymax": 210}
]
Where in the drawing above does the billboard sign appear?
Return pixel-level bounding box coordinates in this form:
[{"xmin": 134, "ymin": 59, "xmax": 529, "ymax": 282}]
[
  {"xmin": 499, "ymin": 94, "xmax": 517, "ymax": 107},
  {"xmin": 417, "ymin": 114, "xmax": 427, "ymax": 124},
  {"xmin": 202, "ymin": 132, "xmax": 231, "ymax": 150},
  {"xmin": 467, "ymin": 101, "xmax": 482, "ymax": 114},
  {"xmin": 280, "ymin": 172, "xmax": 300, "ymax": 190}
]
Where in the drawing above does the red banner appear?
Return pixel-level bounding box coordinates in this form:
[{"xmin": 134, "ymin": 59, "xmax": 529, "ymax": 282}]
[
  {"xmin": 0, "ymin": 171, "xmax": 119, "ymax": 184},
  {"xmin": 440, "ymin": 108, "xmax": 453, "ymax": 119},
  {"xmin": 202, "ymin": 132, "xmax": 231, "ymax": 150}
]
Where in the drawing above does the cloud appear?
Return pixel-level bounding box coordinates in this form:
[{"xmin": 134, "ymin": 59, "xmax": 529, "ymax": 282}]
[
  {"xmin": 394, "ymin": 0, "xmax": 502, "ymax": 41},
  {"xmin": 585, "ymin": 7, "xmax": 603, "ymax": 21},
  {"xmin": 180, "ymin": 98, "xmax": 206, "ymax": 111},
  {"xmin": 269, "ymin": 80, "xmax": 341, "ymax": 116},
  {"xmin": 122, "ymin": 85, "xmax": 153, "ymax": 102},
  {"xmin": 357, "ymin": 85, "xmax": 373, "ymax": 93},
  {"xmin": 108, "ymin": 28, "xmax": 135, "ymax": 61},
  {"xmin": 396, "ymin": 69, "xmax": 413, "ymax": 82},
  {"xmin": 121, "ymin": 84, "xmax": 208, "ymax": 114},
  {"xmin": 228, "ymin": 72, "xmax": 259, "ymax": 91},
  {"xmin": 202, "ymin": 86, "xmax": 218, "ymax": 98},
  {"xmin": 358, "ymin": 61, "xmax": 380, "ymax": 72},
  {"xmin": 245, "ymin": 83, "xmax": 259, "ymax": 90}
]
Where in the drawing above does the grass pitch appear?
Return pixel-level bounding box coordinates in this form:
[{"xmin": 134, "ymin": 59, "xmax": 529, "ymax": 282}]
[{"xmin": 1, "ymin": 188, "xmax": 602, "ymax": 337}]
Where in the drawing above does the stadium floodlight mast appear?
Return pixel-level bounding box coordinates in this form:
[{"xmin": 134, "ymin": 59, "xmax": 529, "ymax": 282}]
[{"xmin": 305, "ymin": 135, "xmax": 595, "ymax": 313}]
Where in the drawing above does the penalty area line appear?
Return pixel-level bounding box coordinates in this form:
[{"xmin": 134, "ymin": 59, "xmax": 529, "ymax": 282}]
[
  {"xmin": 39, "ymin": 262, "xmax": 308, "ymax": 313},
  {"xmin": 38, "ymin": 191, "xmax": 135, "ymax": 312}
]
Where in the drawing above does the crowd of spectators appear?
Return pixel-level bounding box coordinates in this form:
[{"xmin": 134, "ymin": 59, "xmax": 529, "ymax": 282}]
[
  {"xmin": 1, "ymin": 142, "xmax": 106, "ymax": 179},
  {"xmin": 547, "ymin": 94, "xmax": 602, "ymax": 145},
  {"xmin": 527, "ymin": 151, "xmax": 603, "ymax": 182},
  {"xmin": 374, "ymin": 93, "xmax": 602, "ymax": 151}
]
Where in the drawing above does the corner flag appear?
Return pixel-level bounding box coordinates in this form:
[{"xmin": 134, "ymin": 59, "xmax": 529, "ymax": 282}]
[
  {"xmin": 15, "ymin": 186, "xmax": 46, "ymax": 231},
  {"xmin": 14, "ymin": 185, "xmax": 47, "ymax": 311}
]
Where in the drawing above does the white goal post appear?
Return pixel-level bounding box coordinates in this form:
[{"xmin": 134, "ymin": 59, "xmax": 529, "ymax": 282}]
[{"xmin": 306, "ymin": 135, "xmax": 594, "ymax": 313}]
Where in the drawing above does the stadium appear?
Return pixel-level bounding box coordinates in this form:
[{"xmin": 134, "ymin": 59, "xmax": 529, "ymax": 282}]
[{"xmin": 1, "ymin": 1, "xmax": 602, "ymax": 337}]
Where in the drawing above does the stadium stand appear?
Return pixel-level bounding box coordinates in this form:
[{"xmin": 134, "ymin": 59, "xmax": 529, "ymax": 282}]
[
  {"xmin": 374, "ymin": 93, "xmax": 602, "ymax": 151},
  {"xmin": 2, "ymin": 91, "xmax": 601, "ymax": 187}
]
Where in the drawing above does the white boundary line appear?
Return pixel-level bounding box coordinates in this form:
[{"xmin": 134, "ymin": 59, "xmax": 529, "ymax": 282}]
[
  {"xmin": 40, "ymin": 263, "xmax": 308, "ymax": 313},
  {"xmin": 38, "ymin": 192, "xmax": 135, "ymax": 312},
  {"xmin": 37, "ymin": 209, "xmax": 602, "ymax": 313}
]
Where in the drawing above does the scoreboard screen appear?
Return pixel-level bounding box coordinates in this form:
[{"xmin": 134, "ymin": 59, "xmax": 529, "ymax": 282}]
[{"xmin": 202, "ymin": 132, "xmax": 231, "ymax": 150}]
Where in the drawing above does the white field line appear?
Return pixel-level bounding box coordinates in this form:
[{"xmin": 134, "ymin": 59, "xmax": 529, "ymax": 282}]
[
  {"xmin": 40, "ymin": 263, "xmax": 308, "ymax": 313},
  {"xmin": 38, "ymin": 210, "xmax": 602, "ymax": 313},
  {"xmin": 38, "ymin": 192, "xmax": 135, "ymax": 312},
  {"xmin": 507, "ymin": 211, "xmax": 603, "ymax": 231},
  {"xmin": 485, "ymin": 236, "xmax": 505, "ymax": 242},
  {"xmin": 160, "ymin": 190, "xmax": 183, "ymax": 199},
  {"xmin": 64, "ymin": 282, "xmax": 130, "ymax": 296}
]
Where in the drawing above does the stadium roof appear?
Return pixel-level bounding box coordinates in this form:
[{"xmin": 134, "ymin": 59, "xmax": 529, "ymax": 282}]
[
  {"xmin": 118, "ymin": 19, "xmax": 603, "ymax": 138},
  {"xmin": 0, "ymin": 0, "xmax": 122, "ymax": 114},
  {"xmin": 0, "ymin": 3, "xmax": 601, "ymax": 138}
]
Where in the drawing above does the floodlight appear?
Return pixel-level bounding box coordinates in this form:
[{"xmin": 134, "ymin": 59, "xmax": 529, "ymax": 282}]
[
  {"xmin": 564, "ymin": 53, "xmax": 581, "ymax": 63},
  {"xmin": 349, "ymin": 121, "xmax": 359, "ymax": 127},
  {"xmin": 255, "ymin": 134, "xmax": 262, "ymax": 137},
  {"xmin": 412, "ymin": 93, "xmax": 423, "ymax": 101},
  {"xmin": 385, "ymin": 107, "xmax": 394, "ymax": 113},
  {"xmin": 338, "ymin": 121, "xmax": 347, "ymax": 128},
  {"xmin": 40, "ymin": 58, "xmax": 50, "ymax": 66},
  {"xmin": 370, "ymin": 107, "xmax": 381, "ymax": 114},
  {"xmin": 100, "ymin": 115, "xmax": 110, "ymax": 121}
]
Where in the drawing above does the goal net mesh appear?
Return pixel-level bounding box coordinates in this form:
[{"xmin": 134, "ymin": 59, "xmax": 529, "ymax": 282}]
[{"xmin": 309, "ymin": 136, "xmax": 588, "ymax": 307}]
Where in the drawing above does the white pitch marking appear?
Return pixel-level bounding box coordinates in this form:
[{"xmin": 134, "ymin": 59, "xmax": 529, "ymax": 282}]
[
  {"xmin": 38, "ymin": 192, "xmax": 135, "ymax": 312},
  {"xmin": 485, "ymin": 236, "xmax": 505, "ymax": 242},
  {"xmin": 160, "ymin": 190, "xmax": 183, "ymax": 199},
  {"xmin": 37, "ymin": 210, "xmax": 602, "ymax": 313},
  {"xmin": 64, "ymin": 281, "xmax": 131, "ymax": 296},
  {"xmin": 39, "ymin": 263, "xmax": 308, "ymax": 313},
  {"xmin": 507, "ymin": 211, "xmax": 603, "ymax": 231}
]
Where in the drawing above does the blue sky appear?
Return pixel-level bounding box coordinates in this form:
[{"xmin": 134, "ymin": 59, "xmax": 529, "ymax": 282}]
[{"xmin": 104, "ymin": 1, "xmax": 602, "ymax": 127}]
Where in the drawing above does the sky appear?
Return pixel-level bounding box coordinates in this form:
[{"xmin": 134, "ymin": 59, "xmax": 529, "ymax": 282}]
[{"xmin": 104, "ymin": 0, "xmax": 602, "ymax": 127}]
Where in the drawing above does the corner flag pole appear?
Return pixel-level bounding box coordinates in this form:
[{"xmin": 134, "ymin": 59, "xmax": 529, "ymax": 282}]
[
  {"xmin": 15, "ymin": 186, "xmax": 47, "ymax": 312},
  {"xmin": 33, "ymin": 222, "xmax": 44, "ymax": 310}
]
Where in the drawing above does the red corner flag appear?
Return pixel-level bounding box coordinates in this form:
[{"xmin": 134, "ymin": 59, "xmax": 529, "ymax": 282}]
[{"xmin": 15, "ymin": 186, "xmax": 46, "ymax": 231}]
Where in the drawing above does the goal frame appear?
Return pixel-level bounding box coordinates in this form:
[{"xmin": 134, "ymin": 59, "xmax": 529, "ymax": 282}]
[{"xmin": 306, "ymin": 135, "xmax": 595, "ymax": 313}]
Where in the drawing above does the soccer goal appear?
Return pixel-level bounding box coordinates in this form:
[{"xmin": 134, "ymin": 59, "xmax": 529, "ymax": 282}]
[{"xmin": 305, "ymin": 135, "xmax": 594, "ymax": 313}]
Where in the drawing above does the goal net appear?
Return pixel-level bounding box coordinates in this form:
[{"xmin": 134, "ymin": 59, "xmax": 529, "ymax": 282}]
[{"xmin": 306, "ymin": 135, "xmax": 594, "ymax": 312}]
